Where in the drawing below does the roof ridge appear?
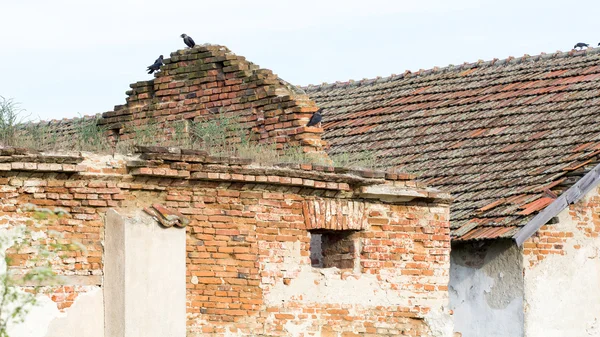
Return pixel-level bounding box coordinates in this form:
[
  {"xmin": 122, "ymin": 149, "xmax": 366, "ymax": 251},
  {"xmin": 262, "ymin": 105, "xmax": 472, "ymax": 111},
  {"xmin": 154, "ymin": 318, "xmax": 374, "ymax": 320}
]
[{"xmin": 303, "ymin": 47, "xmax": 600, "ymax": 91}]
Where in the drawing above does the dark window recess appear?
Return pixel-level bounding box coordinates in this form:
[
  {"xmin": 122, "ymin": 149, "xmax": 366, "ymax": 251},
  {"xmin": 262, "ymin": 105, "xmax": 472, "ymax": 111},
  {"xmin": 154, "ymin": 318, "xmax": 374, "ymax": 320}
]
[
  {"xmin": 309, "ymin": 230, "xmax": 360, "ymax": 270},
  {"xmin": 310, "ymin": 234, "xmax": 323, "ymax": 267}
]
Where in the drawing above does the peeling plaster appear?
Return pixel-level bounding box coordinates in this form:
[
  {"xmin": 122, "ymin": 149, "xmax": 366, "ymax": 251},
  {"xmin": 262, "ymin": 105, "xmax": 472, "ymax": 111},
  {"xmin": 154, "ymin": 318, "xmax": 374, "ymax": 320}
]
[
  {"xmin": 6, "ymin": 294, "xmax": 57, "ymax": 337},
  {"xmin": 0, "ymin": 224, "xmax": 103, "ymax": 337},
  {"xmin": 524, "ymin": 189, "xmax": 600, "ymax": 337},
  {"xmin": 284, "ymin": 320, "xmax": 312, "ymax": 337},
  {"xmin": 258, "ymin": 231, "xmax": 453, "ymax": 336},
  {"xmin": 260, "ymin": 238, "xmax": 452, "ymax": 337},
  {"xmin": 78, "ymin": 153, "xmax": 129, "ymax": 173},
  {"xmin": 449, "ymin": 240, "xmax": 524, "ymax": 337},
  {"xmin": 265, "ymin": 265, "xmax": 444, "ymax": 307},
  {"xmin": 424, "ymin": 308, "xmax": 454, "ymax": 337},
  {"xmin": 44, "ymin": 287, "xmax": 104, "ymax": 337}
]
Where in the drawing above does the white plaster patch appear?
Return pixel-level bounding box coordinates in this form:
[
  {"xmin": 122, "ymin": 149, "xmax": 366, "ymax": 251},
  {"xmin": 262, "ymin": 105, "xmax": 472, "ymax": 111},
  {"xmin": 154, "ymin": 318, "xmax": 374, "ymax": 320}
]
[
  {"xmin": 78, "ymin": 152, "xmax": 132, "ymax": 175},
  {"xmin": 30, "ymin": 230, "xmax": 47, "ymax": 241},
  {"xmin": 424, "ymin": 307, "xmax": 454, "ymax": 337},
  {"xmin": 4, "ymin": 286, "xmax": 103, "ymax": 337},
  {"xmin": 44, "ymin": 287, "xmax": 104, "ymax": 337},
  {"xmin": 449, "ymin": 241, "xmax": 524, "ymax": 337},
  {"xmin": 264, "ymin": 265, "xmax": 443, "ymax": 307},
  {"xmin": 6, "ymin": 294, "xmax": 57, "ymax": 337},
  {"xmin": 284, "ymin": 320, "xmax": 312, "ymax": 337}
]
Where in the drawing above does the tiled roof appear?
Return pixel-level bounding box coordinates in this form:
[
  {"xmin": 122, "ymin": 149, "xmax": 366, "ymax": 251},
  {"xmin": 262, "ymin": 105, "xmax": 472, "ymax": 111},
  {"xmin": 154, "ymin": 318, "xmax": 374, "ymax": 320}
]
[{"xmin": 305, "ymin": 48, "xmax": 600, "ymax": 241}]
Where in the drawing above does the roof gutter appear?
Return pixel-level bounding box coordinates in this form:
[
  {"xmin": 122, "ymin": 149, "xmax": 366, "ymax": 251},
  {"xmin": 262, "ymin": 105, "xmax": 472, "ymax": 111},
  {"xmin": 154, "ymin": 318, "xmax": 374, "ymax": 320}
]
[{"xmin": 513, "ymin": 162, "xmax": 600, "ymax": 246}]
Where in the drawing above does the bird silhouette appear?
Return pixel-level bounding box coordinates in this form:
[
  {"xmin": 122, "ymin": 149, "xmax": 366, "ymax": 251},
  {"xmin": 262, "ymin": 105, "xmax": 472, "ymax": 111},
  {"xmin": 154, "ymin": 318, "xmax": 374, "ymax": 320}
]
[
  {"xmin": 574, "ymin": 42, "xmax": 589, "ymax": 50},
  {"xmin": 181, "ymin": 34, "xmax": 195, "ymax": 48},
  {"xmin": 147, "ymin": 55, "xmax": 164, "ymax": 74},
  {"xmin": 307, "ymin": 109, "xmax": 322, "ymax": 127}
]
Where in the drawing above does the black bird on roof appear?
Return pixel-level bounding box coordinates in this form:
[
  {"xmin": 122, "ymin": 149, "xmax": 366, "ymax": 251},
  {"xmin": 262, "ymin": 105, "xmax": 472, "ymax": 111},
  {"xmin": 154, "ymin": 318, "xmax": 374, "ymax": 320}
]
[
  {"xmin": 306, "ymin": 109, "xmax": 322, "ymax": 127},
  {"xmin": 181, "ymin": 34, "xmax": 195, "ymax": 48},
  {"xmin": 574, "ymin": 42, "xmax": 589, "ymax": 50},
  {"xmin": 146, "ymin": 55, "xmax": 164, "ymax": 74}
]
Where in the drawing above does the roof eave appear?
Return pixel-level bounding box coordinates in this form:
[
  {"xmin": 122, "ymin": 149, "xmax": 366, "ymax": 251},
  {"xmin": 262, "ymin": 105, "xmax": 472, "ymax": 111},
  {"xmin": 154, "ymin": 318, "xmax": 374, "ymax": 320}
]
[{"xmin": 513, "ymin": 162, "xmax": 600, "ymax": 246}]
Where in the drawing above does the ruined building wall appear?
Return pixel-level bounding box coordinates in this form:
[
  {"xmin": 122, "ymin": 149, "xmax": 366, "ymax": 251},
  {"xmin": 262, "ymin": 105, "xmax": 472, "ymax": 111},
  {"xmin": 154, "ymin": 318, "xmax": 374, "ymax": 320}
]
[
  {"xmin": 27, "ymin": 46, "xmax": 327, "ymax": 156},
  {"xmin": 110, "ymin": 46, "xmax": 325, "ymax": 151},
  {"xmin": 0, "ymin": 148, "xmax": 453, "ymax": 337},
  {"xmin": 522, "ymin": 185, "xmax": 600, "ymax": 337},
  {"xmin": 185, "ymin": 185, "xmax": 452, "ymax": 336},
  {"xmin": 449, "ymin": 240, "xmax": 524, "ymax": 337},
  {"xmin": 0, "ymin": 150, "xmax": 105, "ymax": 337}
]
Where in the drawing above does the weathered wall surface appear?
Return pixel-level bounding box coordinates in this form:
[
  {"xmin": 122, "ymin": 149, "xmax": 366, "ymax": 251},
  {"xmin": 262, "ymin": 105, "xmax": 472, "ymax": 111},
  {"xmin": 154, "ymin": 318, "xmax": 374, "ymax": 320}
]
[
  {"xmin": 0, "ymin": 152, "xmax": 105, "ymax": 336},
  {"xmin": 88, "ymin": 46, "xmax": 326, "ymax": 156},
  {"xmin": 253, "ymin": 200, "xmax": 452, "ymax": 337},
  {"xmin": 6, "ymin": 286, "xmax": 103, "ymax": 337},
  {"xmin": 449, "ymin": 240, "xmax": 523, "ymax": 337},
  {"xmin": 27, "ymin": 46, "xmax": 328, "ymax": 157},
  {"xmin": 104, "ymin": 209, "xmax": 186, "ymax": 337},
  {"xmin": 522, "ymin": 185, "xmax": 600, "ymax": 337},
  {"xmin": 0, "ymin": 147, "xmax": 452, "ymax": 337},
  {"xmin": 0, "ymin": 226, "xmax": 102, "ymax": 337}
]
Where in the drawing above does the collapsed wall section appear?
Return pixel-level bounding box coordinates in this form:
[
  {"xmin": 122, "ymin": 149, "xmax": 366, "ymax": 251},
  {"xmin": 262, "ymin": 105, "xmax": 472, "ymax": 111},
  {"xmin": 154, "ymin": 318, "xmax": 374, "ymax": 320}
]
[
  {"xmin": 0, "ymin": 147, "xmax": 452, "ymax": 337},
  {"xmin": 99, "ymin": 45, "xmax": 328, "ymax": 156},
  {"xmin": 17, "ymin": 45, "xmax": 329, "ymax": 162}
]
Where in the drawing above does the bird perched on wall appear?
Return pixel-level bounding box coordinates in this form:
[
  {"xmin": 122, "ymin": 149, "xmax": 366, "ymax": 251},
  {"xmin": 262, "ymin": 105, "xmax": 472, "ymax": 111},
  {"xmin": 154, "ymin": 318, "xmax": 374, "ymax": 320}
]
[
  {"xmin": 146, "ymin": 55, "xmax": 164, "ymax": 74},
  {"xmin": 574, "ymin": 42, "xmax": 589, "ymax": 50},
  {"xmin": 181, "ymin": 34, "xmax": 195, "ymax": 48},
  {"xmin": 306, "ymin": 109, "xmax": 322, "ymax": 127}
]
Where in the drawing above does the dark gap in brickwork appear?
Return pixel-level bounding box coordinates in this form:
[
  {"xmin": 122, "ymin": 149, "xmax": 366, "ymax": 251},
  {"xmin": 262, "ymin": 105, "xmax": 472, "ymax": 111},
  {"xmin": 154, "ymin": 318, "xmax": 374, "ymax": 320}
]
[
  {"xmin": 309, "ymin": 230, "xmax": 359, "ymax": 270},
  {"xmin": 310, "ymin": 233, "xmax": 323, "ymax": 267}
]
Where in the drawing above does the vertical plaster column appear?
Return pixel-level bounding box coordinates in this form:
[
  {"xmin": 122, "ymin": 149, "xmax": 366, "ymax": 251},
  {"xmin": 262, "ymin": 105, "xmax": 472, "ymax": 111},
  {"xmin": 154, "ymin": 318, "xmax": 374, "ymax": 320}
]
[{"xmin": 104, "ymin": 209, "xmax": 186, "ymax": 337}]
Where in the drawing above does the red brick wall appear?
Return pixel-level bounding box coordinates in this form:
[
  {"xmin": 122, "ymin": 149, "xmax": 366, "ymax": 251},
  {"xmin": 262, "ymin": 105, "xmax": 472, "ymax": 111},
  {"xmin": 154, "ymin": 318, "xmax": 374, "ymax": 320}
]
[
  {"xmin": 0, "ymin": 150, "xmax": 451, "ymax": 336},
  {"xmin": 98, "ymin": 46, "xmax": 327, "ymax": 155},
  {"xmin": 0, "ymin": 175, "xmax": 109, "ymax": 311},
  {"xmin": 252, "ymin": 202, "xmax": 450, "ymax": 337},
  {"xmin": 522, "ymin": 184, "xmax": 600, "ymax": 266}
]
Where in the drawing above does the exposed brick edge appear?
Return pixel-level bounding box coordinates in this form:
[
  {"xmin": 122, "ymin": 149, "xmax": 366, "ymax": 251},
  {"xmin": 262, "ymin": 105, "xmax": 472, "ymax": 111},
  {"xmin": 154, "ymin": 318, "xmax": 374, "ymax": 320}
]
[{"xmin": 0, "ymin": 147, "xmax": 449, "ymax": 204}]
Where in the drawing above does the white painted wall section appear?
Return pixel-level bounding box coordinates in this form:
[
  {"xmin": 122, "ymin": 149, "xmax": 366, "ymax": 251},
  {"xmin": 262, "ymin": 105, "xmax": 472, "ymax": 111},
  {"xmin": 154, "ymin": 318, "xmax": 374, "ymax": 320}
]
[
  {"xmin": 104, "ymin": 209, "xmax": 186, "ymax": 337},
  {"xmin": 449, "ymin": 240, "xmax": 524, "ymax": 337}
]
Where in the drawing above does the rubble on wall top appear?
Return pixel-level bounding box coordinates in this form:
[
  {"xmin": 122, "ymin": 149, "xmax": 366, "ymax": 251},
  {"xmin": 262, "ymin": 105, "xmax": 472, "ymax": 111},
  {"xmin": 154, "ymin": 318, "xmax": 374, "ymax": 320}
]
[
  {"xmin": 0, "ymin": 147, "xmax": 85, "ymax": 173},
  {"xmin": 0, "ymin": 146, "xmax": 451, "ymax": 204},
  {"xmin": 131, "ymin": 145, "xmax": 415, "ymax": 181}
]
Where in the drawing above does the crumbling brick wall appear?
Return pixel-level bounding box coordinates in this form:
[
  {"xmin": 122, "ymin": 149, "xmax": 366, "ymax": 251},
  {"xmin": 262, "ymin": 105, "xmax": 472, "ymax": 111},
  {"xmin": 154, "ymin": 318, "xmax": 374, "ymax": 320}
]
[
  {"xmin": 521, "ymin": 185, "xmax": 600, "ymax": 336},
  {"xmin": 253, "ymin": 200, "xmax": 451, "ymax": 337},
  {"xmin": 19, "ymin": 45, "xmax": 329, "ymax": 160},
  {"xmin": 0, "ymin": 147, "xmax": 452, "ymax": 336},
  {"xmin": 97, "ymin": 45, "xmax": 327, "ymax": 155},
  {"xmin": 0, "ymin": 149, "xmax": 104, "ymax": 312},
  {"xmin": 127, "ymin": 149, "xmax": 452, "ymax": 336}
]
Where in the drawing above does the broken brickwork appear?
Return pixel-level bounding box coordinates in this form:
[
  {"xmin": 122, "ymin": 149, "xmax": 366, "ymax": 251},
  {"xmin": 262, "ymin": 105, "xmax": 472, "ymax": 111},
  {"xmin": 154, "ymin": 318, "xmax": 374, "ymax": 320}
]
[
  {"xmin": 519, "ymin": 185, "xmax": 600, "ymax": 336},
  {"xmin": 0, "ymin": 146, "xmax": 452, "ymax": 336},
  {"xmin": 26, "ymin": 45, "xmax": 325, "ymax": 158},
  {"xmin": 21, "ymin": 45, "xmax": 328, "ymax": 160}
]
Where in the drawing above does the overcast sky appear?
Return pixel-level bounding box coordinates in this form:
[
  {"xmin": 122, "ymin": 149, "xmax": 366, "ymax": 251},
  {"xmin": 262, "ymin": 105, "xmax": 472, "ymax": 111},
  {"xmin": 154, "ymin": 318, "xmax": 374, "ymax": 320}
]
[{"xmin": 1, "ymin": 0, "xmax": 598, "ymax": 121}]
